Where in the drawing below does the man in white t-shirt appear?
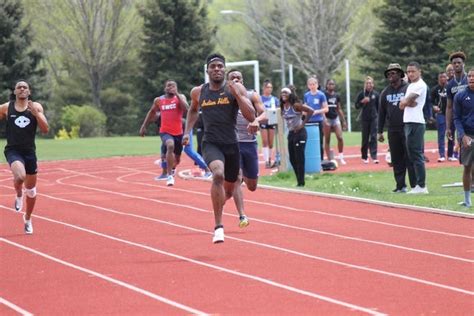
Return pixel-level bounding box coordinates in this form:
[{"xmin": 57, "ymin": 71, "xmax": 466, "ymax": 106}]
[{"xmin": 399, "ymin": 61, "xmax": 428, "ymax": 194}]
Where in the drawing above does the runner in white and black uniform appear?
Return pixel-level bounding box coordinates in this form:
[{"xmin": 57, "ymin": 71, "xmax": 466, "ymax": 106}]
[
  {"xmin": 183, "ymin": 54, "xmax": 256, "ymax": 244},
  {"xmin": 1, "ymin": 80, "xmax": 49, "ymax": 234},
  {"xmin": 226, "ymin": 69, "xmax": 265, "ymax": 229}
]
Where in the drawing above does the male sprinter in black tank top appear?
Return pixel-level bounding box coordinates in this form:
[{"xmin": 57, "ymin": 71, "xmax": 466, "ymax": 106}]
[
  {"xmin": 0, "ymin": 80, "xmax": 49, "ymax": 234},
  {"xmin": 183, "ymin": 53, "xmax": 256, "ymax": 243}
]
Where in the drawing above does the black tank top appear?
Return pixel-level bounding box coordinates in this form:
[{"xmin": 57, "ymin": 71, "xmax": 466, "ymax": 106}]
[
  {"xmin": 199, "ymin": 82, "xmax": 239, "ymax": 144},
  {"xmin": 5, "ymin": 101, "xmax": 37, "ymax": 152}
]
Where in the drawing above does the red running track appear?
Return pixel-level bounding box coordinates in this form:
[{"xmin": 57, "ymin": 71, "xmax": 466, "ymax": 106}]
[{"xmin": 0, "ymin": 156, "xmax": 473, "ymax": 315}]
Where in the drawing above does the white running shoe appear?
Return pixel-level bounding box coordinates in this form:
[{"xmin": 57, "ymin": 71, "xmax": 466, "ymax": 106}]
[
  {"xmin": 23, "ymin": 215, "xmax": 33, "ymax": 234},
  {"xmin": 437, "ymin": 157, "xmax": 446, "ymax": 162},
  {"xmin": 448, "ymin": 156, "xmax": 458, "ymax": 161},
  {"xmin": 373, "ymin": 159, "xmax": 380, "ymax": 164},
  {"xmin": 407, "ymin": 185, "xmax": 429, "ymax": 194},
  {"xmin": 338, "ymin": 154, "xmax": 347, "ymax": 165},
  {"xmin": 362, "ymin": 159, "xmax": 369, "ymax": 164},
  {"xmin": 14, "ymin": 195, "xmax": 23, "ymax": 212},
  {"xmin": 166, "ymin": 175, "xmax": 174, "ymax": 186},
  {"xmin": 212, "ymin": 227, "xmax": 224, "ymax": 243}
]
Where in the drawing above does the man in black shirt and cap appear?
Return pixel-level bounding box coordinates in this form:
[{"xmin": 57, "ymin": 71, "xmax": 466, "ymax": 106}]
[{"xmin": 378, "ymin": 64, "xmax": 416, "ymax": 193}]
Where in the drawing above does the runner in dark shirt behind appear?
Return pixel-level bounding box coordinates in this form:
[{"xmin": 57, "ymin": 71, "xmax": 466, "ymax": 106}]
[
  {"xmin": 183, "ymin": 53, "xmax": 256, "ymax": 244},
  {"xmin": 1, "ymin": 80, "xmax": 49, "ymax": 234}
]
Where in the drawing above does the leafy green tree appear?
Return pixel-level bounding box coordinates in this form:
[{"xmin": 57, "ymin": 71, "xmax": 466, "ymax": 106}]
[
  {"xmin": 360, "ymin": 0, "xmax": 454, "ymax": 86},
  {"xmin": 29, "ymin": 0, "xmax": 141, "ymax": 107},
  {"xmin": 60, "ymin": 105, "xmax": 107, "ymax": 138},
  {"xmin": 0, "ymin": 0, "xmax": 45, "ymax": 136},
  {"xmin": 443, "ymin": 0, "xmax": 474, "ymax": 60},
  {"xmin": 138, "ymin": 0, "xmax": 216, "ymax": 112}
]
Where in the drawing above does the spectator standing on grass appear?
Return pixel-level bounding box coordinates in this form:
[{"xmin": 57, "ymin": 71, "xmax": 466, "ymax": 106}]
[
  {"xmin": 0, "ymin": 80, "xmax": 49, "ymax": 234},
  {"xmin": 281, "ymin": 87, "xmax": 315, "ymax": 187},
  {"xmin": 453, "ymin": 68, "xmax": 474, "ymax": 207},
  {"xmin": 259, "ymin": 79, "xmax": 279, "ymax": 168},
  {"xmin": 446, "ymin": 64, "xmax": 455, "ymax": 81},
  {"xmin": 323, "ymin": 79, "xmax": 347, "ymax": 164},
  {"xmin": 431, "ymin": 72, "xmax": 453, "ymax": 162},
  {"xmin": 399, "ymin": 61, "xmax": 428, "ymax": 194},
  {"xmin": 446, "ymin": 52, "xmax": 468, "ymax": 160},
  {"xmin": 303, "ymin": 76, "xmax": 328, "ymax": 163},
  {"xmin": 355, "ymin": 76, "xmax": 380, "ymax": 164},
  {"xmin": 378, "ymin": 63, "xmax": 416, "ymax": 193}
]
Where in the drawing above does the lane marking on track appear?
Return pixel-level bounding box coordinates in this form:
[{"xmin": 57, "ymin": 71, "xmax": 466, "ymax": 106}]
[
  {"xmin": 0, "ymin": 207, "xmax": 386, "ymax": 316},
  {"xmin": 0, "ymin": 238, "xmax": 208, "ymax": 316},
  {"xmin": 0, "ymin": 297, "xmax": 33, "ymax": 316},
  {"xmin": 115, "ymin": 166, "xmax": 474, "ymax": 239},
  {"xmin": 37, "ymin": 178, "xmax": 474, "ymax": 263},
  {"xmin": 57, "ymin": 168, "xmax": 105, "ymax": 180},
  {"xmin": 2, "ymin": 199, "xmax": 473, "ymax": 297}
]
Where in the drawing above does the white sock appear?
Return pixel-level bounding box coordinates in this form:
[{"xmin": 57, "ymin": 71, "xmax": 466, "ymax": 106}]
[
  {"xmin": 262, "ymin": 147, "xmax": 269, "ymax": 162},
  {"xmin": 338, "ymin": 153, "xmax": 344, "ymax": 159},
  {"xmin": 464, "ymin": 191, "xmax": 471, "ymax": 206}
]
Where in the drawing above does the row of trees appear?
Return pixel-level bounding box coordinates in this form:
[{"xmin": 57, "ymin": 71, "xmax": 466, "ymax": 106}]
[{"xmin": 0, "ymin": 0, "xmax": 472, "ymax": 137}]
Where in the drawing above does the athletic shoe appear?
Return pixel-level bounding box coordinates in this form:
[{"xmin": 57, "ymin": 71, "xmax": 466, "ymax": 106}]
[
  {"xmin": 154, "ymin": 174, "xmax": 168, "ymax": 181},
  {"xmin": 154, "ymin": 159, "xmax": 162, "ymax": 166},
  {"xmin": 212, "ymin": 227, "xmax": 224, "ymax": 243},
  {"xmin": 338, "ymin": 154, "xmax": 347, "ymax": 165},
  {"xmin": 373, "ymin": 159, "xmax": 379, "ymax": 164},
  {"xmin": 166, "ymin": 175, "xmax": 174, "ymax": 186},
  {"xmin": 362, "ymin": 159, "xmax": 369, "ymax": 164},
  {"xmin": 203, "ymin": 171, "xmax": 213, "ymax": 179},
  {"xmin": 239, "ymin": 215, "xmax": 249, "ymax": 228},
  {"xmin": 457, "ymin": 201, "xmax": 472, "ymax": 207},
  {"xmin": 14, "ymin": 195, "xmax": 23, "ymax": 212},
  {"xmin": 23, "ymin": 215, "xmax": 33, "ymax": 235},
  {"xmin": 407, "ymin": 185, "xmax": 429, "ymax": 194},
  {"xmin": 392, "ymin": 187, "xmax": 407, "ymax": 193},
  {"xmin": 448, "ymin": 156, "xmax": 458, "ymax": 161},
  {"xmin": 437, "ymin": 157, "xmax": 446, "ymax": 162}
]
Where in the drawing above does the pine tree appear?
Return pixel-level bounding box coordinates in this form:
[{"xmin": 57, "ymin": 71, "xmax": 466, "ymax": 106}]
[
  {"xmin": 138, "ymin": 0, "xmax": 216, "ymax": 111},
  {"xmin": 0, "ymin": 0, "xmax": 44, "ymax": 100},
  {"xmin": 360, "ymin": 0, "xmax": 454, "ymax": 86},
  {"xmin": 0, "ymin": 0, "xmax": 45, "ymax": 137}
]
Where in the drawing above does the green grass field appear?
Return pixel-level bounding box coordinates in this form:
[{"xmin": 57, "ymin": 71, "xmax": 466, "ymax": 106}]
[{"xmin": 1, "ymin": 131, "xmax": 471, "ymax": 214}]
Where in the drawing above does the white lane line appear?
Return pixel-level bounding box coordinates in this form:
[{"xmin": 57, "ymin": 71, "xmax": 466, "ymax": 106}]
[
  {"xmin": 41, "ymin": 180, "xmax": 474, "ymax": 264},
  {"xmin": 0, "ymin": 208, "xmax": 386, "ymax": 316},
  {"xmin": 57, "ymin": 168, "xmax": 105, "ymax": 180},
  {"xmin": 115, "ymin": 166, "xmax": 474, "ymax": 239},
  {"xmin": 2, "ymin": 200, "xmax": 472, "ymax": 297},
  {"xmin": 0, "ymin": 238, "xmax": 207, "ymax": 315},
  {"xmin": 0, "ymin": 297, "xmax": 33, "ymax": 316}
]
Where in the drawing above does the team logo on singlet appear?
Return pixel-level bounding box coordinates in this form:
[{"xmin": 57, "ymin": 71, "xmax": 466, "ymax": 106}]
[{"xmin": 15, "ymin": 116, "xmax": 30, "ymax": 128}]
